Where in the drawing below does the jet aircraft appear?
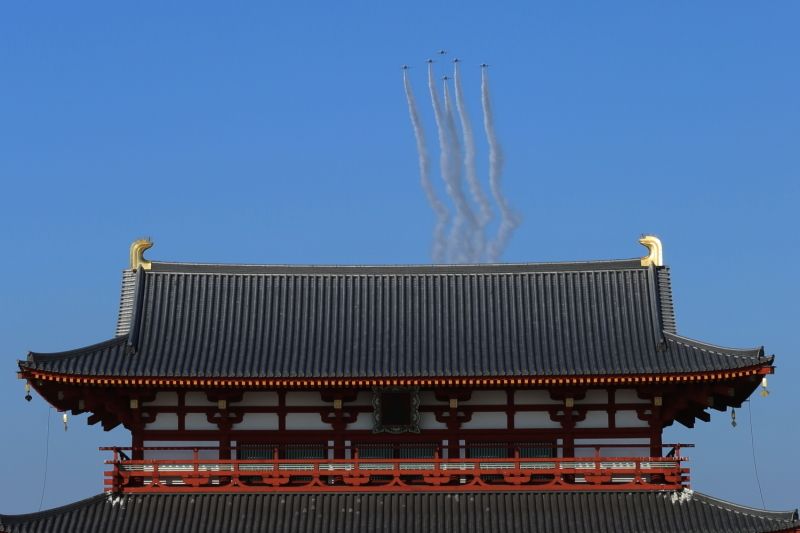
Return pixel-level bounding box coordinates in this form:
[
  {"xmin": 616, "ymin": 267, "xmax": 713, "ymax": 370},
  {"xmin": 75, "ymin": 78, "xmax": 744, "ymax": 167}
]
[
  {"xmin": 437, "ymin": 50, "xmax": 448, "ymax": 55},
  {"xmin": 425, "ymin": 59, "xmax": 435, "ymax": 64},
  {"xmin": 479, "ymin": 63, "xmax": 490, "ymax": 68},
  {"xmin": 451, "ymin": 58, "xmax": 462, "ymax": 63},
  {"xmin": 441, "ymin": 76, "xmax": 451, "ymax": 80},
  {"xmin": 399, "ymin": 65, "xmax": 412, "ymax": 70}
]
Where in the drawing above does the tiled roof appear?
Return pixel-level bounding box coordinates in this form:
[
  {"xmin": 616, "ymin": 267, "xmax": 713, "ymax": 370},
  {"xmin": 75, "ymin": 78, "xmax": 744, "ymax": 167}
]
[
  {"xmin": 1, "ymin": 491, "xmax": 797, "ymax": 533},
  {"xmin": 20, "ymin": 259, "xmax": 769, "ymax": 378}
]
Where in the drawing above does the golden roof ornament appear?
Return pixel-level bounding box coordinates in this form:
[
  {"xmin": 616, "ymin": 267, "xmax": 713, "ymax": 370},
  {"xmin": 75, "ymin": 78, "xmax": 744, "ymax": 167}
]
[
  {"xmin": 130, "ymin": 238, "xmax": 153, "ymax": 270},
  {"xmin": 638, "ymin": 235, "xmax": 663, "ymax": 267}
]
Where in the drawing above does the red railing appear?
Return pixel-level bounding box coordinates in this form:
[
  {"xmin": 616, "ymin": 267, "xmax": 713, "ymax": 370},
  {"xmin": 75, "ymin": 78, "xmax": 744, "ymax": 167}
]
[{"xmin": 103, "ymin": 444, "xmax": 691, "ymax": 493}]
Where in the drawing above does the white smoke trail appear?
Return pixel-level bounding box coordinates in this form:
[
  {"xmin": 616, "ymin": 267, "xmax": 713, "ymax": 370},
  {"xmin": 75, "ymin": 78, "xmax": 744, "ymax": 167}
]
[
  {"xmin": 403, "ymin": 71, "xmax": 450, "ymax": 263},
  {"xmin": 482, "ymin": 68, "xmax": 522, "ymax": 262},
  {"xmin": 429, "ymin": 64, "xmax": 466, "ymax": 263},
  {"xmin": 453, "ymin": 64, "xmax": 493, "ymax": 262},
  {"xmin": 443, "ymin": 79, "xmax": 478, "ymax": 263}
]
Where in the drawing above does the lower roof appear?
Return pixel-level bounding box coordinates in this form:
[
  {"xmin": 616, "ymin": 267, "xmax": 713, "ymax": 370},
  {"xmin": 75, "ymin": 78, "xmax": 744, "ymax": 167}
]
[{"xmin": 1, "ymin": 490, "xmax": 797, "ymax": 533}]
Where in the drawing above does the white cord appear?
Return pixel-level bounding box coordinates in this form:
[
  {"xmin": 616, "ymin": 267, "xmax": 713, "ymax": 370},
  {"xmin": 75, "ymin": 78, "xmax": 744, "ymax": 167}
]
[
  {"xmin": 38, "ymin": 407, "xmax": 52, "ymax": 511},
  {"xmin": 747, "ymin": 400, "xmax": 766, "ymax": 510}
]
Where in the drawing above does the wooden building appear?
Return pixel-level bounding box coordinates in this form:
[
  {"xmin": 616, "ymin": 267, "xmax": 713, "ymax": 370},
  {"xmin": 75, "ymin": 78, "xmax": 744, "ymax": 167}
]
[{"xmin": 2, "ymin": 237, "xmax": 797, "ymax": 532}]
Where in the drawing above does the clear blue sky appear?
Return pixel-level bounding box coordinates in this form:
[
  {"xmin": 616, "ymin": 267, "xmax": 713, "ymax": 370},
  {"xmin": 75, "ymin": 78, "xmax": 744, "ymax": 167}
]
[{"xmin": 1, "ymin": 1, "xmax": 798, "ymax": 514}]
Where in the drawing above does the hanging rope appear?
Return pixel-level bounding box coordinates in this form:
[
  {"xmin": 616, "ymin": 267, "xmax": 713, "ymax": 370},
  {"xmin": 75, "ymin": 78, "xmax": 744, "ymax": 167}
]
[
  {"xmin": 747, "ymin": 400, "xmax": 766, "ymax": 510},
  {"xmin": 39, "ymin": 407, "xmax": 52, "ymax": 511}
]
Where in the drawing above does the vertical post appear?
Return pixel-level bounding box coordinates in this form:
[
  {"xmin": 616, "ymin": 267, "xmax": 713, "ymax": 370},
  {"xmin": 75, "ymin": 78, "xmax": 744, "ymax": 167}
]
[
  {"xmin": 651, "ymin": 429, "xmax": 663, "ymax": 458},
  {"xmin": 563, "ymin": 434, "xmax": 574, "ymax": 458},
  {"xmin": 131, "ymin": 430, "xmax": 144, "ymax": 460},
  {"xmin": 219, "ymin": 436, "xmax": 231, "ymax": 460}
]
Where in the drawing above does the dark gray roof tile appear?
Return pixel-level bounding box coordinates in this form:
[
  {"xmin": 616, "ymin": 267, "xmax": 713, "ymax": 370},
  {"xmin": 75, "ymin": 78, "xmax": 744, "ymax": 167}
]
[
  {"xmin": 0, "ymin": 491, "xmax": 796, "ymax": 533},
  {"xmin": 21, "ymin": 260, "xmax": 770, "ymax": 379}
]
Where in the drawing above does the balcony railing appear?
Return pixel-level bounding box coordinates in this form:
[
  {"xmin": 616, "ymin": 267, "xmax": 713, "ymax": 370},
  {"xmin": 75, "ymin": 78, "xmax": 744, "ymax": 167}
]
[{"xmin": 103, "ymin": 444, "xmax": 690, "ymax": 493}]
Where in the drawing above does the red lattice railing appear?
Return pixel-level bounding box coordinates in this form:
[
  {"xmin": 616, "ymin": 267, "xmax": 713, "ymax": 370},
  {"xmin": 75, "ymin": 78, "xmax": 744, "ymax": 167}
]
[{"xmin": 103, "ymin": 444, "xmax": 691, "ymax": 493}]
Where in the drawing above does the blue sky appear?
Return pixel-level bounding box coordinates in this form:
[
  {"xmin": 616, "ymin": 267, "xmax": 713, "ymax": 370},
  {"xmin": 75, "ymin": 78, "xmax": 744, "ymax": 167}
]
[{"xmin": 1, "ymin": 1, "xmax": 798, "ymax": 513}]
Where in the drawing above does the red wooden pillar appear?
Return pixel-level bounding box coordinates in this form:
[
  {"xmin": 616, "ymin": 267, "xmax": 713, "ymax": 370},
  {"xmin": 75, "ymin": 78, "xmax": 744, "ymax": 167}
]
[
  {"xmin": 650, "ymin": 429, "xmax": 663, "ymax": 458},
  {"xmin": 131, "ymin": 430, "xmax": 144, "ymax": 461}
]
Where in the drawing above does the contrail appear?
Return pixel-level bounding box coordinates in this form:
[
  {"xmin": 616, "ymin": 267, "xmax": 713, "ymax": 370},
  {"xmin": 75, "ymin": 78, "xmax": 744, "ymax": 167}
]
[
  {"xmin": 443, "ymin": 78, "xmax": 478, "ymax": 263},
  {"xmin": 454, "ymin": 63, "xmax": 493, "ymax": 262},
  {"xmin": 403, "ymin": 71, "xmax": 450, "ymax": 263},
  {"xmin": 482, "ymin": 68, "xmax": 522, "ymax": 262},
  {"xmin": 428, "ymin": 64, "xmax": 467, "ymax": 263}
]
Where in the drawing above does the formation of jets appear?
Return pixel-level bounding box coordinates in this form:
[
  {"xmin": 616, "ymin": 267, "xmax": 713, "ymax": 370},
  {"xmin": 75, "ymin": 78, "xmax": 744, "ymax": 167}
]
[{"xmin": 398, "ymin": 53, "xmax": 491, "ymax": 71}]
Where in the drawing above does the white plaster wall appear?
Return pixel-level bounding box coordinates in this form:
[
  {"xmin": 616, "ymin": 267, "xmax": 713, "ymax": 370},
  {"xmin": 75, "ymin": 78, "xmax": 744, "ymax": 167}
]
[
  {"xmin": 143, "ymin": 392, "xmax": 178, "ymax": 406},
  {"xmin": 285, "ymin": 392, "xmax": 325, "ymax": 406},
  {"xmin": 514, "ymin": 411, "xmax": 562, "ymax": 429},
  {"xmin": 573, "ymin": 438, "xmax": 649, "ymax": 458},
  {"xmin": 185, "ymin": 413, "xmax": 218, "ymax": 430},
  {"xmin": 236, "ymin": 392, "xmax": 279, "ymax": 406},
  {"xmin": 463, "ymin": 391, "xmax": 507, "ymax": 405},
  {"xmin": 144, "ymin": 412, "xmax": 179, "ymax": 431},
  {"xmin": 574, "ymin": 410, "xmax": 608, "ymax": 428},
  {"xmin": 515, "ymin": 390, "xmax": 561, "ymax": 405},
  {"xmin": 346, "ymin": 413, "xmax": 375, "ymax": 430},
  {"xmin": 285, "ymin": 412, "xmax": 332, "ymax": 430},
  {"xmin": 143, "ymin": 440, "xmax": 219, "ymax": 460},
  {"xmin": 419, "ymin": 412, "xmax": 448, "ymax": 430},
  {"xmin": 185, "ymin": 392, "xmax": 216, "ymax": 406},
  {"xmin": 615, "ymin": 389, "xmax": 650, "ymax": 404},
  {"xmin": 233, "ymin": 413, "xmax": 280, "ymax": 430},
  {"xmin": 350, "ymin": 391, "xmax": 374, "ymax": 406},
  {"xmin": 574, "ymin": 390, "xmax": 608, "ymax": 405},
  {"xmin": 418, "ymin": 391, "xmax": 448, "ymax": 405},
  {"xmin": 460, "ymin": 412, "xmax": 507, "ymax": 430},
  {"xmin": 615, "ymin": 410, "xmax": 650, "ymax": 428}
]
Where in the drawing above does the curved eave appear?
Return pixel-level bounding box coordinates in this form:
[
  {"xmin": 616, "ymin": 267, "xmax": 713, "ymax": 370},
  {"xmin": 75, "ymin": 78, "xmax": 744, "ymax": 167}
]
[
  {"xmin": 0, "ymin": 493, "xmax": 107, "ymax": 528},
  {"xmin": 665, "ymin": 331, "xmax": 765, "ymax": 359},
  {"xmin": 23, "ymin": 336, "xmax": 129, "ymax": 364},
  {"xmin": 18, "ymin": 332, "xmax": 773, "ymax": 380}
]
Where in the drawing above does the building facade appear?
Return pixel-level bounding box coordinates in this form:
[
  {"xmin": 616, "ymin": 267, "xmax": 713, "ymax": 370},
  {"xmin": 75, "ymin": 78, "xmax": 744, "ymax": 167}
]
[{"xmin": 2, "ymin": 237, "xmax": 797, "ymax": 533}]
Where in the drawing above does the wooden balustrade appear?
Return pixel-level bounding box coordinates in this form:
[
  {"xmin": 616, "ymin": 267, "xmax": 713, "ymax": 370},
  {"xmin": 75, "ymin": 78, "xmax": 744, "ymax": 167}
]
[{"xmin": 102, "ymin": 444, "xmax": 691, "ymax": 493}]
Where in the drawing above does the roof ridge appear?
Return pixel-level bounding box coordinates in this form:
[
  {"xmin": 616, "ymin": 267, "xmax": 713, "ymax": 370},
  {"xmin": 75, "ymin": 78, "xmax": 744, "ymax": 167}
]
[
  {"xmin": 151, "ymin": 257, "xmax": 645, "ymax": 269},
  {"xmin": 148, "ymin": 258, "xmax": 647, "ymax": 276}
]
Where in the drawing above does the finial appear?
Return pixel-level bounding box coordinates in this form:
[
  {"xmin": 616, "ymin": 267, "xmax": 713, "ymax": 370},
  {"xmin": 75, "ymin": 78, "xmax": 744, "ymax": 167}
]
[
  {"xmin": 638, "ymin": 235, "xmax": 663, "ymax": 267},
  {"xmin": 130, "ymin": 238, "xmax": 153, "ymax": 270}
]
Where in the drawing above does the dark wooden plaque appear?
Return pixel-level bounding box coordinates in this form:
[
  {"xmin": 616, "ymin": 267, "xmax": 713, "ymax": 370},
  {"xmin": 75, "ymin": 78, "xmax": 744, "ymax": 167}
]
[{"xmin": 372, "ymin": 386, "xmax": 420, "ymax": 434}]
